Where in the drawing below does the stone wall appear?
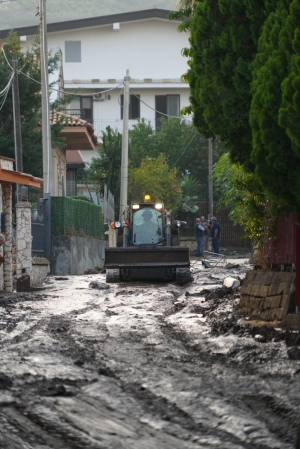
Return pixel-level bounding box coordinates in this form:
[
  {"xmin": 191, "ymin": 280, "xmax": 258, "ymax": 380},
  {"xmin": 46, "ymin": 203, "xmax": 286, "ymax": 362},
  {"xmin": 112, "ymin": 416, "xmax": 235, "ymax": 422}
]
[
  {"xmin": 15, "ymin": 201, "xmax": 32, "ymax": 278},
  {"xmin": 52, "ymin": 235, "xmax": 106, "ymax": 275},
  {"xmin": 239, "ymin": 271, "xmax": 295, "ymax": 322}
]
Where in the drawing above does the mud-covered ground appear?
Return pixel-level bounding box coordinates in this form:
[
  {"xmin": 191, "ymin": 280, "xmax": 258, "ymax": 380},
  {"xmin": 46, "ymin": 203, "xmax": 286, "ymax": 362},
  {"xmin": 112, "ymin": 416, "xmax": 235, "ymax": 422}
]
[{"xmin": 0, "ymin": 256, "xmax": 300, "ymax": 449}]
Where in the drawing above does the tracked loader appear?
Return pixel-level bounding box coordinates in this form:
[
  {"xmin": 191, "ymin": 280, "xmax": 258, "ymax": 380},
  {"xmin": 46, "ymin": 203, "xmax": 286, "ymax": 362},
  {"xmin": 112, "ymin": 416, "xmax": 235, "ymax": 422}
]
[{"xmin": 104, "ymin": 196, "xmax": 191, "ymax": 284}]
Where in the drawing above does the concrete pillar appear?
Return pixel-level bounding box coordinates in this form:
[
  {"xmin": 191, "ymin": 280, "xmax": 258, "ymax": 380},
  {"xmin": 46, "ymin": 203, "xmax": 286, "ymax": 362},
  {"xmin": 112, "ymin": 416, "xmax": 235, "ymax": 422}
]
[
  {"xmin": 2, "ymin": 183, "xmax": 12, "ymax": 292},
  {"xmin": 16, "ymin": 201, "xmax": 32, "ymax": 279}
]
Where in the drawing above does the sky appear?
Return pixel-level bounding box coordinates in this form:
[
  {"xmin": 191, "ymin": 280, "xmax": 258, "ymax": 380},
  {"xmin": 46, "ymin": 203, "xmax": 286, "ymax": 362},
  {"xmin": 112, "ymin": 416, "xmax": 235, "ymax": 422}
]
[{"xmin": 0, "ymin": 0, "xmax": 178, "ymax": 31}]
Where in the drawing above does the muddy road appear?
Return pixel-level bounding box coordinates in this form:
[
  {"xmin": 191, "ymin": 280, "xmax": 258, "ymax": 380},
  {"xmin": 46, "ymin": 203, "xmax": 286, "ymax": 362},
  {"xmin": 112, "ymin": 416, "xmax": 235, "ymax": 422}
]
[{"xmin": 0, "ymin": 259, "xmax": 300, "ymax": 448}]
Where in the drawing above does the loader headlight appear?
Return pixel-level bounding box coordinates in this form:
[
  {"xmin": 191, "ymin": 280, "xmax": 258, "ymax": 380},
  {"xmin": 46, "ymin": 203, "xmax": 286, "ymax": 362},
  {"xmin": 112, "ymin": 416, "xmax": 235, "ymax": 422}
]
[
  {"xmin": 111, "ymin": 221, "xmax": 121, "ymax": 229},
  {"xmin": 132, "ymin": 204, "xmax": 140, "ymax": 210},
  {"xmin": 155, "ymin": 203, "xmax": 163, "ymax": 210}
]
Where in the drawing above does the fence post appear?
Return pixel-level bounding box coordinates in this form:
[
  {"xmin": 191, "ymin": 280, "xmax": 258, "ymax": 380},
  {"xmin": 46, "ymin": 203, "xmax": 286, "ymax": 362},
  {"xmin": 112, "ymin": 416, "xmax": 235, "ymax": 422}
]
[{"xmin": 44, "ymin": 193, "xmax": 52, "ymax": 269}]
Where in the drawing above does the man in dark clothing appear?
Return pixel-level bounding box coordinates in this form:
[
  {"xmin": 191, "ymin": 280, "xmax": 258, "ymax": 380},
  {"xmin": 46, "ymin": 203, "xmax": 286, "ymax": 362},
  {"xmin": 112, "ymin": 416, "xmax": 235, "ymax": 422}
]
[
  {"xmin": 211, "ymin": 216, "xmax": 221, "ymax": 254},
  {"xmin": 195, "ymin": 218, "xmax": 205, "ymax": 257}
]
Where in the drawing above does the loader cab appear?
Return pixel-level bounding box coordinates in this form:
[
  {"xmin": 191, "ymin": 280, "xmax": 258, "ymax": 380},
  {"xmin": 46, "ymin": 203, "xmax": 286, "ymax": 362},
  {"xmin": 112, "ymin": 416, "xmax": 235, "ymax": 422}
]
[{"xmin": 131, "ymin": 202, "xmax": 164, "ymax": 246}]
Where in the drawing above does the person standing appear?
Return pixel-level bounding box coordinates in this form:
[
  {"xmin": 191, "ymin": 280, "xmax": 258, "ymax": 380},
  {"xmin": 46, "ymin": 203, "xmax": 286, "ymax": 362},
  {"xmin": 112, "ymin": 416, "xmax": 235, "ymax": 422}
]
[
  {"xmin": 211, "ymin": 216, "xmax": 221, "ymax": 254},
  {"xmin": 206, "ymin": 214, "xmax": 213, "ymax": 252},
  {"xmin": 200, "ymin": 216, "xmax": 209, "ymax": 255},
  {"xmin": 195, "ymin": 218, "xmax": 205, "ymax": 257}
]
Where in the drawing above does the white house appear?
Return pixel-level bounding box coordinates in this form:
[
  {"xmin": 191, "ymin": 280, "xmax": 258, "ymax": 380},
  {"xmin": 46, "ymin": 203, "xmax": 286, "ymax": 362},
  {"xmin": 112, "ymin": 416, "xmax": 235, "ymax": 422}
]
[
  {"xmin": 0, "ymin": 9, "xmax": 191, "ymax": 197},
  {"xmin": 0, "ymin": 9, "xmax": 191, "ymax": 139}
]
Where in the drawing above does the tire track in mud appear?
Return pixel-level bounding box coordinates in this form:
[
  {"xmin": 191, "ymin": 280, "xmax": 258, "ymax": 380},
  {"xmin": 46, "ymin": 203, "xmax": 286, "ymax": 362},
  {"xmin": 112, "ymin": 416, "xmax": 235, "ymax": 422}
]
[
  {"xmin": 0, "ymin": 285, "xmax": 298, "ymax": 448},
  {"xmin": 159, "ymin": 305, "xmax": 299, "ymax": 448}
]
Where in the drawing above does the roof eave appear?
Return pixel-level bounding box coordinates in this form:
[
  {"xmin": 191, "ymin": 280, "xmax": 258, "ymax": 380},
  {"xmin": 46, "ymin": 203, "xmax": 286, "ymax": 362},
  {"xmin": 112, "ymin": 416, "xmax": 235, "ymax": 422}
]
[{"xmin": 0, "ymin": 9, "xmax": 176, "ymax": 39}]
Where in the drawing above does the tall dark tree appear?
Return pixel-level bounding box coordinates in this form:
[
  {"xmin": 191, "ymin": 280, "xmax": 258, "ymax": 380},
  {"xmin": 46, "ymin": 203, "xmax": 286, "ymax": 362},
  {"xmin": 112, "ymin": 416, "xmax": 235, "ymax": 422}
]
[
  {"xmin": 185, "ymin": 1, "xmax": 277, "ymax": 169},
  {"xmin": 0, "ymin": 31, "xmax": 64, "ymax": 178},
  {"xmin": 250, "ymin": 0, "xmax": 300, "ymax": 211}
]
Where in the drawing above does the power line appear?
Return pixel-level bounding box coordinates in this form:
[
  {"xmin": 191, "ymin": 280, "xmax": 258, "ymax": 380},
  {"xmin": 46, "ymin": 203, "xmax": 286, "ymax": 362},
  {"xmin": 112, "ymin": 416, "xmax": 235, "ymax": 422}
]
[
  {"xmin": 19, "ymin": 70, "xmax": 123, "ymax": 97},
  {"xmin": 0, "ymin": 71, "xmax": 14, "ymax": 96},
  {"xmin": 173, "ymin": 132, "xmax": 197, "ymax": 166},
  {"xmin": 1, "ymin": 44, "xmax": 13, "ymax": 70},
  {"xmin": 0, "ymin": 72, "xmax": 14, "ymax": 111},
  {"xmin": 129, "ymin": 88, "xmax": 190, "ymax": 120}
]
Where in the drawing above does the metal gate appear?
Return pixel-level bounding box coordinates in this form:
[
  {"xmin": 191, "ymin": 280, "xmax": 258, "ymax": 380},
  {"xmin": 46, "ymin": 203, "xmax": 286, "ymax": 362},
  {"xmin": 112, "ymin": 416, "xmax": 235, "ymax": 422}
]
[{"xmin": 31, "ymin": 199, "xmax": 45, "ymax": 257}]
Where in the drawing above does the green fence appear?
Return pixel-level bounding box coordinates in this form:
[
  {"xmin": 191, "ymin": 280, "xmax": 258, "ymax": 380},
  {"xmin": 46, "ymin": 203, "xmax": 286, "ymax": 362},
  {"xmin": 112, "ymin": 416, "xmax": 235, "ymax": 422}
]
[{"xmin": 51, "ymin": 197, "xmax": 104, "ymax": 239}]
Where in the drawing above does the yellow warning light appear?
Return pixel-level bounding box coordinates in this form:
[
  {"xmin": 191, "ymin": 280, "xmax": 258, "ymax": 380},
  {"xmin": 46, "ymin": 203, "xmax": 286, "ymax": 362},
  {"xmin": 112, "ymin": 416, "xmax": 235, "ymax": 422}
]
[{"xmin": 144, "ymin": 195, "xmax": 151, "ymax": 202}]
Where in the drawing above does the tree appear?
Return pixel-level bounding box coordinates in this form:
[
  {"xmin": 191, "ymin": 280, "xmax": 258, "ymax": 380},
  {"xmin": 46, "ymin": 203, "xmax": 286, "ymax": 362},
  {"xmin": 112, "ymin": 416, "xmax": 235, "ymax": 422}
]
[
  {"xmin": 180, "ymin": 174, "xmax": 199, "ymax": 213},
  {"xmin": 128, "ymin": 119, "xmax": 154, "ymax": 168},
  {"xmin": 213, "ymin": 153, "xmax": 267, "ymax": 246},
  {"xmin": 129, "ymin": 118, "xmax": 224, "ymax": 200},
  {"xmin": 0, "ymin": 31, "xmax": 64, "ymax": 178},
  {"xmin": 88, "ymin": 126, "xmax": 122, "ymax": 209},
  {"xmin": 128, "ymin": 154, "xmax": 182, "ymax": 212},
  {"xmin": 250, "ymin": 0, "xmax": 300, "ymax": 212},
  {"xmin": 185, "ymin": 1, "xmax": 277, "ymax": 169}
]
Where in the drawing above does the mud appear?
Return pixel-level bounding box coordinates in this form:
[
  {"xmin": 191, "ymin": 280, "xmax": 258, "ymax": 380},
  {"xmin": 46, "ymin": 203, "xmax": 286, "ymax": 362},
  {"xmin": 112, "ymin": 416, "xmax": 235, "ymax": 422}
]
[{"xmin": 0, "ymin": 258, "xmax": 299, "ymax": 448}]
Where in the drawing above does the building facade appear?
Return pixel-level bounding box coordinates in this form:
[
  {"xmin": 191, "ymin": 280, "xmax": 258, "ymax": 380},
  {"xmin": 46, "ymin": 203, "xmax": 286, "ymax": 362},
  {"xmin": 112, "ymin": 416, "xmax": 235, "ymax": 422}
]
[{"xmin": 0, "ymin": 9, "xmax": 191, "ymax": 142}]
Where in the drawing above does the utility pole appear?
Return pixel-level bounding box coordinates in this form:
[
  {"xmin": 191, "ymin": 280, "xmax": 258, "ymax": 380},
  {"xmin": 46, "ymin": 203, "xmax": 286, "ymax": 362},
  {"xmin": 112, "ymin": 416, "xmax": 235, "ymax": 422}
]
[
  {"xmin": 40, "ymin": 0, "xmax": 52, "ymax": 195},
  {"xmin": 40, "ymin": 0, "xmax": 52, "ymax": 264},
  {"xmin": 208, "ymin": 137, "xmax": 213, "ymax": 216},
  {"xmin": 119, "ymin": 69, "xmax": 130, "ymax": 223},
  {"xmin": 12, "ymin": 54, "xmax": 23, "ymax": 200}
]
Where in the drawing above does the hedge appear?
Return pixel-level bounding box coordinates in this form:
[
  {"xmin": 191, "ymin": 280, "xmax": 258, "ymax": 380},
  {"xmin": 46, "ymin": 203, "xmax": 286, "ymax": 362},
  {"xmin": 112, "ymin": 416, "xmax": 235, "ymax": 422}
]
[{"xmin": 51, "ymin": 196, "xmax": 104, "ymax": 239}]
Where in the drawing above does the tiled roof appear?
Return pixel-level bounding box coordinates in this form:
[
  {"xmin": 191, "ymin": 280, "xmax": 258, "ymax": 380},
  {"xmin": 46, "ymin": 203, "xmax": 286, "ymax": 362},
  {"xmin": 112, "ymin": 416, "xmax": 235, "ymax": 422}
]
[{"xmin": 50, "ymin": 111, "xmax": 98, "ymax": 146}]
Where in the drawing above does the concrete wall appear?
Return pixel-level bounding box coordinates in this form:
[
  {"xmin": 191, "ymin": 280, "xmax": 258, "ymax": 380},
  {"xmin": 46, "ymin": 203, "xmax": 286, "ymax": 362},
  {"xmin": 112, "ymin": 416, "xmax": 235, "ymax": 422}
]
[
  {"xmin": 31, "ymin": 257, "xmax": 50, "ymax": 287},
  {"xmin": 52, "ymin": 236, "xmax": 106, "ymax": 275}
]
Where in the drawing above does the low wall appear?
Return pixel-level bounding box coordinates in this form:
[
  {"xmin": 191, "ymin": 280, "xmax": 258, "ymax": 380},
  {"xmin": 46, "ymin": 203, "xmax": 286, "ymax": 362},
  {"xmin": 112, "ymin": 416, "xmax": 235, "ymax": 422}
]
[
  {"xmin": 31, "ymin": 257, "xmax": 50, "ymax": 286},
  {"xmin": 239, "ymin": 270, "xmax": 296, "ymax": 322},
  {"xmin": 52, "ymin": 236, "xmax": 106, "ymax": 275}
]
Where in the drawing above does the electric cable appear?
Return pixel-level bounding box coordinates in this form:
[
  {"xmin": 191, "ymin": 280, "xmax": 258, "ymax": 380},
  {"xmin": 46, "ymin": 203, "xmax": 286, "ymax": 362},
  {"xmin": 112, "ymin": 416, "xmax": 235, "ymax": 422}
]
[
  {"xmin": 1, "ymin": 44, "xmax": 13, "ymax": 70},
  {"xmin": 118, "ymin": 84, "xmax": 125, "ymax": 106},
  {"xmin": 19, "ymin": 22, "xmax": 40, "ymax": 72},
  {"xmin": 0, "ymin": 71, "xmax": 14, "ymax": 96},
  {"xmin": 19, "ymin": 70, "xmax": 123, "ymax": 97},
  {"xmin": 173, "ymin": 132, "xmax": 197, "ymax": 166},
  {"xmin": 0, "ymin": 72, "xmax": 14, "ymax": 111},
  {"xmin": 129, "ymin": 88, "xmax": 191, "ymax": 120}
]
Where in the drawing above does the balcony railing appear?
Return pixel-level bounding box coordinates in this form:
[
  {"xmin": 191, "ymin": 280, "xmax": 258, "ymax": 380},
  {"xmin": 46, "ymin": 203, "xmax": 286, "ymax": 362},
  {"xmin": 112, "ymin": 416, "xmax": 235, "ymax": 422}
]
[{"xmin": 65, "ymin": 109, "xmax": 86, "ymax": 119}]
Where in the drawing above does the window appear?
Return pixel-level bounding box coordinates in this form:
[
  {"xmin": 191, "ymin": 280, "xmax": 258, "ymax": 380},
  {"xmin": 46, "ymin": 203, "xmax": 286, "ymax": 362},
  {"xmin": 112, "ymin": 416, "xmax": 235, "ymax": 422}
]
[
  {"xmin": 120, "ymin": 94, "xmax": 140, "ymax": 120},
  {"xmin": 155, "ymin": 95, "xmax": 180, "ymax": 129},
  {"xmin": 65, "ymin": 41, "xmax": 81, "ymax": 63},
  {"xmin": 66, "ymin": 169, "xmax": 77, "ymax": 196},
  {"xmin": 67, "ymin": 95, "xmax": 93, "ymax": 124}
]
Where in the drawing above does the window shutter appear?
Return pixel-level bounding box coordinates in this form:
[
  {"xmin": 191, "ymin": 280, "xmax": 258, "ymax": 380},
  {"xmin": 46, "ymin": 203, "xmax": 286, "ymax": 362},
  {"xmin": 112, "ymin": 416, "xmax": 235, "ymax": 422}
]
[{"xmin": 65, "ymin": 41, "xmax": 81, "ymax": 63}]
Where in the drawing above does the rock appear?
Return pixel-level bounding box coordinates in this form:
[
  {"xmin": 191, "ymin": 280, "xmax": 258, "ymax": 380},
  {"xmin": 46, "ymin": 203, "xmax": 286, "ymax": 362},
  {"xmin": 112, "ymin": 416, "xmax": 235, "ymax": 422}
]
[
  {"xmin": 287, "ymin": 346, "xmax": 300, "ymax": 360},
  {"xmin": 223, "ymin": 277, "xmax": 240, "ymax": 289},
  {"xmin": 225, "ymin": 263, "xmax": 240, "ymax": 269},
  {"xmin": 16, "ymin": 274, "xmax": 31, "ymax": 292},
  {"xmin": 89, "ymin": 280, "xmax": 110, "ymax": 290},
  {"xmin": 254, "ymin": 334, "xmax": 267, "ymax": 343}
]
